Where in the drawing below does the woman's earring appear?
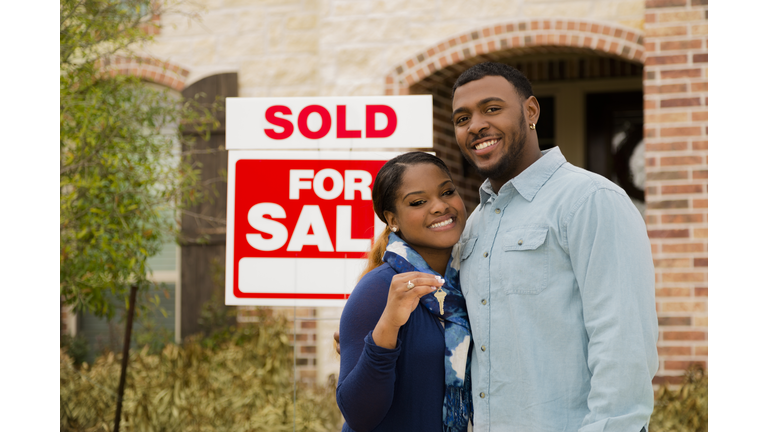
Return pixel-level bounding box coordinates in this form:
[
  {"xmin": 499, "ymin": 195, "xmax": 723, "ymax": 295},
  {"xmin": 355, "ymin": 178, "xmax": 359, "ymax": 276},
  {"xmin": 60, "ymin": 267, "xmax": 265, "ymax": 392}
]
[
  {"xmin": 391, "ymin": 226, "xmax": 398, "ymax": 233},
  {"xmin": 529, "ymin": 123, "xmax": 536, "ymax": 130}
]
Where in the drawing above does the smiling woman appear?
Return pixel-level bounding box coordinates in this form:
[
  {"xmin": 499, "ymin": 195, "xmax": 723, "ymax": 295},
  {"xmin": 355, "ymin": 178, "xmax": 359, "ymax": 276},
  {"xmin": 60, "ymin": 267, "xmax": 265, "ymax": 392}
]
[
  {"xmin": 381, "ymin": 162, "xmax": 466, "ymax": 271},
  {"xmin": 336, "ymin": 152, "xmax": 473, "ymax": 432}
]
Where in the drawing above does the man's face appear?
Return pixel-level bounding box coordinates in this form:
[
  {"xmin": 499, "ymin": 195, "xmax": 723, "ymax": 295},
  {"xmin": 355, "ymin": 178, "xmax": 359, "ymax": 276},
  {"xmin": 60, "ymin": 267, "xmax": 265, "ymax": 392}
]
[{"xmin": 451, "ymin": 75, "xmax": 531, "ymax": 184}]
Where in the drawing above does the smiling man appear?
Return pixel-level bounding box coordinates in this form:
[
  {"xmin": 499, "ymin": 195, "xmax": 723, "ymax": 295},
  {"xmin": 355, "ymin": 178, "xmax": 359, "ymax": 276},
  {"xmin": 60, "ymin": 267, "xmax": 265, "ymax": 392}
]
[{"xmin": 452, "ymin": 62, "xmax": 658, "ymax": 432}]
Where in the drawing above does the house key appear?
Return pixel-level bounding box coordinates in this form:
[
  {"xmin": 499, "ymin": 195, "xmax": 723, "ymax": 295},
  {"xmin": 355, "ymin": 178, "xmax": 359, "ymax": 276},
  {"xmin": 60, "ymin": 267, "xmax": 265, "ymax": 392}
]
[{"xmin": 434, "ymin": 276, "xmax": 447, "ymax": 315}]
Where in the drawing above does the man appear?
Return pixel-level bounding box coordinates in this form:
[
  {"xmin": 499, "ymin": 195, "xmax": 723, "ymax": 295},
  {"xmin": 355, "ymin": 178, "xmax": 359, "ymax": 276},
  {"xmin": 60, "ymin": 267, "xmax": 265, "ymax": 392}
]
[{"xmin": 451, "ymin": 62, "xmax": 658, "ymax": 432}]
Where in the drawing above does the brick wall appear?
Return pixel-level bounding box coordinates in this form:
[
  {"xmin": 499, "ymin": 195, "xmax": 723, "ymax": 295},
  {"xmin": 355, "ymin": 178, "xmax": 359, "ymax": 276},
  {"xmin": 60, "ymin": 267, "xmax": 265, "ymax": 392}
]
[
  {"xmin": 642, "ymin": 0, "xmax": 708, "ymax": 385},
  {"xmin": 101, "ymin": 56, "xmax": 190, "ymax": 91},
  {"xmin": 238, "ymin": 306, "xmax": 319, "ymax": 385}
]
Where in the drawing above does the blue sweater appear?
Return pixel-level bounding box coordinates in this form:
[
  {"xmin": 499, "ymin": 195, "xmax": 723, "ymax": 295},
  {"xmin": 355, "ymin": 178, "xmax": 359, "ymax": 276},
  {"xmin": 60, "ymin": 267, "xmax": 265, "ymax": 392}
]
[{"xmin": 336, "ymin": 263, "xmax": 446, "ymax": 432}]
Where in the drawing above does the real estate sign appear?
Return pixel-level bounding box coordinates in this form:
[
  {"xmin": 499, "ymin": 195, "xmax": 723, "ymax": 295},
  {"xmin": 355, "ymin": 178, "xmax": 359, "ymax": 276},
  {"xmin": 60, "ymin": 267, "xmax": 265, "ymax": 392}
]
[{"xmin": 225, "ymin": 96, "xmax": 432, "ymax": 306}]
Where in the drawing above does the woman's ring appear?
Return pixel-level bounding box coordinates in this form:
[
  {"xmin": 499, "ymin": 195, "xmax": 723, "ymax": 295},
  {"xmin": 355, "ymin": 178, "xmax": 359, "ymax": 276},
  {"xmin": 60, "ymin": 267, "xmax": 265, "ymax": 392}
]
[{"xmin": 406, "ymin": 281, "xmax": 415, "ymax": 290}]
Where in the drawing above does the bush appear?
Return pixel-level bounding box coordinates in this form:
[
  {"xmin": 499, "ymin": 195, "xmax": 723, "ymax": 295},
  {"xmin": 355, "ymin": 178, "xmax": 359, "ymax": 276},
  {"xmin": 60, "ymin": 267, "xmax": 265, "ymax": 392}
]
[
  {"xmin": 61, "ymin": 334, "xmax": 90, "ymax": 366},
  {"xmin": 60, "ymin": 311, "xmax": 342, "ymax": 432},
  {"xmin": 650, "ymin": 365, "xmax": 708, "ymax": 432}
]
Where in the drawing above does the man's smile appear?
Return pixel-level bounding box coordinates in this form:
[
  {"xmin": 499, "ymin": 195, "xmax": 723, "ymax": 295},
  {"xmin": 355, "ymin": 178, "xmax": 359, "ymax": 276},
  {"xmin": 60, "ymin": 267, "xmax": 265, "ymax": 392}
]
[{"xmin": 471, "ymin": 136, "xmax": 501, "ymax": 152}]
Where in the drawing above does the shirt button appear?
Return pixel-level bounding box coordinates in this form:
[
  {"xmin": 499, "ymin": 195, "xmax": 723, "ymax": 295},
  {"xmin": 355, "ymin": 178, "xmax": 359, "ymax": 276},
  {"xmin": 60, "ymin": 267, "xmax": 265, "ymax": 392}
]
[
  {"xmin": 481, "ymin": 299, "xmax": 487, "ymax": 305},
  {"xmin": 494, "ymin": 208, "xmax": 500, "ymax": 214},
  {"xmin": 483, "ymin": 252, "xmax": 488, "ymax": 258},
  {"xmin": 480, "ymin": 392, "xmax": 486, "ymax": 398},
  {"xmin": 481, "ymin": 345, "xmax": 486, "ymax": 351},
  {"xmin": 518, "ymin": 239, "xmax": 523, "ymax": 245}
]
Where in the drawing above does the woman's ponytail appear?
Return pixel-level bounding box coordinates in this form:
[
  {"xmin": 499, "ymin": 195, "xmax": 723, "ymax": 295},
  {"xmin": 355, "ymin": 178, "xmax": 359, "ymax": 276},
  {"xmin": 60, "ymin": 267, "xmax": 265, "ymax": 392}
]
[{"xmin": 358, "ymin": 226, "xmax": 392, "ymax": 280}]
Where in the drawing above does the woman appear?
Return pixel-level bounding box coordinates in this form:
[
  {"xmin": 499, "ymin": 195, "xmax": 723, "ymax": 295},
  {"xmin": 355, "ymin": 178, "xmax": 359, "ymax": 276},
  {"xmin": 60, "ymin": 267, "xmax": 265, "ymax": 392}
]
[{"xmin": 336, "ymin": 152, "xmax": 473, "ymax": 432}]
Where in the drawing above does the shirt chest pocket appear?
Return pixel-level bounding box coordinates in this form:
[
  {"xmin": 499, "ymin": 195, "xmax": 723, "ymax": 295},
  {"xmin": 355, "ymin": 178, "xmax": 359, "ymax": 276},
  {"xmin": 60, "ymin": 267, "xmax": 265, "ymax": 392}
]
[{"xmin": 501, "ymin": 227, "xmax": 549, "ymax": 295}]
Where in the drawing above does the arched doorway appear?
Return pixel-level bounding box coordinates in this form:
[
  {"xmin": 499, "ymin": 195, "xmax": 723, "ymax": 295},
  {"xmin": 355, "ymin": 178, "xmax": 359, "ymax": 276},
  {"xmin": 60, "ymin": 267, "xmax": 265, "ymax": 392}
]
[{"xmin": 385, "ymin": 19, "xmax": 646, "ymax": 211}]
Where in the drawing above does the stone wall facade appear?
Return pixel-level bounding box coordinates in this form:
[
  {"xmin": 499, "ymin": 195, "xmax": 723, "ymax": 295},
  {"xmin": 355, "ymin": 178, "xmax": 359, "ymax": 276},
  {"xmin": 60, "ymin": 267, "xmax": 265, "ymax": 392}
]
[
  {"xmin": 148, "ymin": 0, "xmax": 647, "ymax": 96},
  {"xmin": 131, "ymin": 0, "xmax": 707, "ymax": 387}
]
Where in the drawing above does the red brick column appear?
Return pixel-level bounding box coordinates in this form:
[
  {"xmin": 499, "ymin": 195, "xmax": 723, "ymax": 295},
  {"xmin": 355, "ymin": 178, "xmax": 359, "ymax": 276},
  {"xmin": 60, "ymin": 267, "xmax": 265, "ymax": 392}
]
[{"xmin": 643, "ymin": 0, "xmax": 708, "ymax": 384}]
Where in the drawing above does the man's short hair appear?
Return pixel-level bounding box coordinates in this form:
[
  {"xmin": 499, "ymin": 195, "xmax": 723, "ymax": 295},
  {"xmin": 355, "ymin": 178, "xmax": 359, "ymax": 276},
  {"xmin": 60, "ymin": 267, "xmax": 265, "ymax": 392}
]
[{"xmin": 452, "ymin": 62, "xmax": 534, "ymax": 99}]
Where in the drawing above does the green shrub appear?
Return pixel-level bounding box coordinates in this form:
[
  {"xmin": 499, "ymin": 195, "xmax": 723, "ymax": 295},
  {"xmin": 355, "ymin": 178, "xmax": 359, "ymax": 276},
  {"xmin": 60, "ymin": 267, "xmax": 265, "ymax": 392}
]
[
  {"xmin": 61, "ymin": 334, "xmax": 90, "ymax": 366},
  {"xmin": 650, "ymin": 365, "xmax": 708, "ymax": 432},
  {"xmin": 60, "ymin": 311, "xmax": 342, "ymax": 432}
]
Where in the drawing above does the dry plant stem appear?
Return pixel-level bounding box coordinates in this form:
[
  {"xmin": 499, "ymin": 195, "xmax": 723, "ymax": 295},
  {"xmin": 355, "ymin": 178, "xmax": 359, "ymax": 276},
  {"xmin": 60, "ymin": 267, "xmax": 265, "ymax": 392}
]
[{"xmin": 113, "ymin": 284, "xmax": 138, "ymax": 432}]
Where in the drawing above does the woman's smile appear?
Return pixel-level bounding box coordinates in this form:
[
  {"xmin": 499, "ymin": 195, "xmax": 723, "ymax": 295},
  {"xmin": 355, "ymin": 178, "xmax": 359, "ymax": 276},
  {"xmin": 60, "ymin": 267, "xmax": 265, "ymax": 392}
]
[{"xmin": 427, "ymin": 216, "xmax": 456, "ymax": 230}]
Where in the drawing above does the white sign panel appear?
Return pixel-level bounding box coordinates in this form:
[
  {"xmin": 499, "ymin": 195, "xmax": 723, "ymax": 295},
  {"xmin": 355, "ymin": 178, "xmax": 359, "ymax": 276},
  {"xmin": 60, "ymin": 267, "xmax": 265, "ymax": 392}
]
[{"xmin": 226, "ymin": 96, "xmax": 433, "ymax": 150}]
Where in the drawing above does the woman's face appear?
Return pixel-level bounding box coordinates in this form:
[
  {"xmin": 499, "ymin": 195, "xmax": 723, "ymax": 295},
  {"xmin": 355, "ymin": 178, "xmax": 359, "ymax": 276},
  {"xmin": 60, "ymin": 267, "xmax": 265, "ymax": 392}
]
[{"xmin": 384, "ymin": 163, "xmax": 467, "ymax": 257}]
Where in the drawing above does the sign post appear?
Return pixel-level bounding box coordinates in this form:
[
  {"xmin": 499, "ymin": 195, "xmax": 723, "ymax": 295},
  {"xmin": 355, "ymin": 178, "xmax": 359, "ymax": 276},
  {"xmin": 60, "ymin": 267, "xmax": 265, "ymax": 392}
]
[{"xmin": 225, "ymin": 96, "xmax": 432, "ymax": 306}]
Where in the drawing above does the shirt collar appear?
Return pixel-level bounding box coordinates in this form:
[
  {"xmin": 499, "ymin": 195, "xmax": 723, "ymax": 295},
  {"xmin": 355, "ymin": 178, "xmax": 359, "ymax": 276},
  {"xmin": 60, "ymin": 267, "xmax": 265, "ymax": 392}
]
[{"xmin": 478, "ymin": 147, "xmax": 567, "ymax": 204}]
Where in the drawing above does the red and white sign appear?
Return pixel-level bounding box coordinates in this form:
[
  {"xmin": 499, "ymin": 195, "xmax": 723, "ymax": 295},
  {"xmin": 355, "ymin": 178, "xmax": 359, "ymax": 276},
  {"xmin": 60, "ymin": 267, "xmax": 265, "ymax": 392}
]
[
  {"xmin": 225, "ymin": 95, "xmax": 432, "ymax": 306},
  {"xmin": 225, "ymin": 151, "xmax": 401, "ymax": 306},
  {"xmin": 226, "ymin": 96, "xmax": 433, "ymax": 150}
]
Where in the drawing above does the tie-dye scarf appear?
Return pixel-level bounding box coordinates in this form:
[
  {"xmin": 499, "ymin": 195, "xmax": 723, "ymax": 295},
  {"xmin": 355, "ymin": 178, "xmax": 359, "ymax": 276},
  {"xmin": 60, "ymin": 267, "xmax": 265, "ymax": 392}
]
[{"xmin": 383, "ymin": 232, "xmax": 473, "ymax": 432}]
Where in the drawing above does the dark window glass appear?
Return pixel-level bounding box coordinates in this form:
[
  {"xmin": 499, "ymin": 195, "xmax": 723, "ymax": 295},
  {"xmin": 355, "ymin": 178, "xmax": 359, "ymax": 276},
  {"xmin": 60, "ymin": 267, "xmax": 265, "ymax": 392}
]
[{"xmin": 537, "ymin": 96, "xmax": 555, "ymax": 151}]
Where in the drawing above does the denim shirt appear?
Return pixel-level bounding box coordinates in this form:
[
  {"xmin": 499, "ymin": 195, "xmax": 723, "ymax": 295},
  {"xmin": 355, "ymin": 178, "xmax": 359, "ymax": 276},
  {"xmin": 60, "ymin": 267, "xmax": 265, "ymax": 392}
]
[{"xmin": 458, "ymin": 147, "xmax": 658, "ymax": 432}]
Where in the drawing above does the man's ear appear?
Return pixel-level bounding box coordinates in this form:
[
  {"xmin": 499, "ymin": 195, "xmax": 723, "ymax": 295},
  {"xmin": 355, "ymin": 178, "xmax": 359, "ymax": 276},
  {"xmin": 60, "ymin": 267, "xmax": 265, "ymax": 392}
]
[{"xmin": 525, "ymin": 96, "xmax": 541, "ymax": 126}]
